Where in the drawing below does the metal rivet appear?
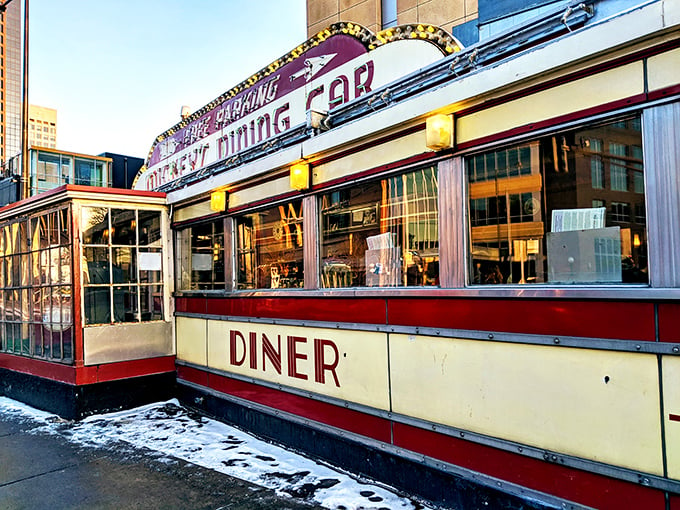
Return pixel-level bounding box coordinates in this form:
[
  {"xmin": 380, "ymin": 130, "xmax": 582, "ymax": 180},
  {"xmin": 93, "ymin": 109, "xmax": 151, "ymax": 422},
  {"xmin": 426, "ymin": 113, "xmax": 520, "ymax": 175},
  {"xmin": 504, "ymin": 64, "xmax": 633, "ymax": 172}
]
[
  {"xmin": 673, "ymin": 347, "xmax": 680, "ymax": 353},
  {"xmin": 554, "ymin": 338, "xmax": 560, "ymax": 344},
  {"xmin": 488, "ymin": 333, "xmax": 494, "ymax": 339},
  {"xmin": 636, "ymin": 345, "xmax": 641, "ymax": 351}
]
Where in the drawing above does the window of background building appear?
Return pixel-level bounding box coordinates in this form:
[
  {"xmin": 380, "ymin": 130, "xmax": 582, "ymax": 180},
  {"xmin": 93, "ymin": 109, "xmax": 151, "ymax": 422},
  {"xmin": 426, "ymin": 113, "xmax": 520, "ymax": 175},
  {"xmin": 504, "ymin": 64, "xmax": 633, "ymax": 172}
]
[
  {"xmin": 235, "ymin": 200, "xmax": 303, "ymax": 289},
  {"xmin": 0, "ymin": 206, "xmax": 73, "ymax": 362},
  {"xmin": 467, "ymin": 115, "xmax": 647, "ymax": 286},
  {"xmin": 381, "ymin": 0, "xmax": 397, "ymax": 29},
  {"xmin": 320, "ymin": 166, "xmax": 439, "ymax": 288},
  {"xmin": 82, "ymin": 207, "xmax": 164, "ymax": 324},
  {"xmin": 175, "ymin": 219, "xmax": 225, "ymax": 291}
]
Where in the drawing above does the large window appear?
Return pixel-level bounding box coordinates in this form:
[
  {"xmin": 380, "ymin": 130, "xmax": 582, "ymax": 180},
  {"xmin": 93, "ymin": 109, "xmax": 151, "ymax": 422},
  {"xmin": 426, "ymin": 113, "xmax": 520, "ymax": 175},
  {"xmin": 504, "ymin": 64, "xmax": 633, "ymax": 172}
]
[
  {"xmin": 0, "ymin": 206, "xmax": 73, "ymax": 362},
  {"xmin": 320, "ymin": 166, "xmax": 439, "ymax": 287},
  {"xmin": 175, "ymin": 219, "xmax": 225, "ymax": 291},
  {"xmin": 236, "ymin": 200, "xmax": 304, "ymax": 289},
  {"xmin": 82, "ymin": 207, "xmax": 164, "ymax": 324},
  {"xmin": 467, "ymin": 115, "xmax": 647, "ymax": 285}
]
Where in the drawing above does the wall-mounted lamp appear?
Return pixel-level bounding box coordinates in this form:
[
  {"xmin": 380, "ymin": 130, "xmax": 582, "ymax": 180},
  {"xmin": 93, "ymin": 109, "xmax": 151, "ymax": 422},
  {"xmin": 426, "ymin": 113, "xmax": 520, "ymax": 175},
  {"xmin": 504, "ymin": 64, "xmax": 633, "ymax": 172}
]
[
  {"xmin": 633, "ymin": 233, "xmax": 641, "ymax": 247},
  {"xmin": 210, "ymin": 190, "xmax": 227, "ymax": 212},
  {"xmin": 290, "ymin": 162, "xmax": 310, "ymax": 191},
  {"xmin": 426, "ymin": 113, "xmax": 454, "ymax": 151},
  {"xmin": 306, "ymin": 109, "xmax": 330, "ymax": 131}
]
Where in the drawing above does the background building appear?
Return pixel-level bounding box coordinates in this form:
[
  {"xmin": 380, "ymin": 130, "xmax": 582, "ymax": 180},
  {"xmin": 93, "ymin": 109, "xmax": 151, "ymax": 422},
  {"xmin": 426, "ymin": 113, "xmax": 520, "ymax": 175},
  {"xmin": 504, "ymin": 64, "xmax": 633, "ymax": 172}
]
[
  {"xmin": 0, "ymin": 0, "xmax": 22, "ymax": 164},
  {"xmin": 28, "ymin": 104, "xmax": 57, "ymax": 149},
  {"xmin": 306, "ymin": 0, "xmax": 574, "ymax": 46}
]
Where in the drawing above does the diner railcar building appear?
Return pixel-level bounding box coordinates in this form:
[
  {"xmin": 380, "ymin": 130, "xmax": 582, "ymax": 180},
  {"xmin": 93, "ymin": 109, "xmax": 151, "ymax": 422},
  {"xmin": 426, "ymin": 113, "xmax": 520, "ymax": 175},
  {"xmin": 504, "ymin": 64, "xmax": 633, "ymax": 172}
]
[{"xmin": 2, "ymin": 0, "xmax": 680, "ymax": 508}]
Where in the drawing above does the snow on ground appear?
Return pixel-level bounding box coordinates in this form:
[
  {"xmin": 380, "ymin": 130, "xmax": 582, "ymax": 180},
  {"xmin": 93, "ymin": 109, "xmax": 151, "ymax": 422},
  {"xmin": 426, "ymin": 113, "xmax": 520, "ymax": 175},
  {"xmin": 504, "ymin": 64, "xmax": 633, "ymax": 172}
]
[{"xmin": 0, "ymin": 397, "xmax": 433, "ymax": 510}]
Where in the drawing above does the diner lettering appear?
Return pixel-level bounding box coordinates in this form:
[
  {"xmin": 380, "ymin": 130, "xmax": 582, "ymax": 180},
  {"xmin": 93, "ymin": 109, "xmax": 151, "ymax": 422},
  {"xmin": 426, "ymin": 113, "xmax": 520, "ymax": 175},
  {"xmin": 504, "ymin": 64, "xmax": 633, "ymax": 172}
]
[{"xmin": 229, "ymin": 328, "xmax": 341, "ymax": 387}]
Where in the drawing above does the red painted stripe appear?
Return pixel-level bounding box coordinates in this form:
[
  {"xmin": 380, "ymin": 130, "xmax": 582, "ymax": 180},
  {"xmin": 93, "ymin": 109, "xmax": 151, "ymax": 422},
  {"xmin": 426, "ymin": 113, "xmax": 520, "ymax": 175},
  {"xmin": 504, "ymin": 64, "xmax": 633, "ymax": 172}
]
[
  {"xmin": 456, "ymin": 95, "xmax": 647, "ymax": 151},
  {"xmin": 177, "ymin": 364, "xmax": 209, "ymax": 387},
  {"xmin": 669, "ymin": 414, "xmax": 680, "ymax": 422},
  {"xmin": 670, "ymin": 493, "xmax": 680, "ymax": 510},
  {"xmin": 204, "ymin": 296, "xmax": 387, "ymax": 324},
  {"xmin": 178, "ymin": 368, "xmax": 391, "ymax": 443},
  {"xmin": 0, "ymin": 353, "xmax": 77, "ymax": 384},
  {"xmin": 392, "ymin": 423, "xmax": 665, "ymax": 510},
  {"xmin": 648, "ymin": 84, "xmax": 680, "ymax": 102},
  {"xmin": 657, "ymin": 304, "xmax": 680, "ymax": 343},
  {"xmin": 176, "ymin": 297, "xmax": 207, "ymax": 314},
  {"xmin": 387, "ymin": 298, "xmax": 655, "ymax": 341},
  {"xmin": 91, "ymin": 356, "xmax": 176, "ymax": 383}
]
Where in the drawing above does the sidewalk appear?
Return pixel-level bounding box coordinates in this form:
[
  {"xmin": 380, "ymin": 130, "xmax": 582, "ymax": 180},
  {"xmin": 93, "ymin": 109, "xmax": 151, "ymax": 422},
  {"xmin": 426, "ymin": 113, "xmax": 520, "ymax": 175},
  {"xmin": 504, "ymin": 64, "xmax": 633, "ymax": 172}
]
[
  {"xmin": 0, "ymin": 399, "xmax": 429, "ymax": 510},
  {"xmin": 0, "ymin": 406, "xmax": 325, "ymax": 510}
]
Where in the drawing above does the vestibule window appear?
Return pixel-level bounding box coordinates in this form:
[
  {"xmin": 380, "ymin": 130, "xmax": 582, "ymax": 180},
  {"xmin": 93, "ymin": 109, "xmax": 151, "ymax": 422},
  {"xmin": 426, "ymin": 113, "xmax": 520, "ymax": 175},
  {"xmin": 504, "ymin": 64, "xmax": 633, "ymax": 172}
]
[
  {"xmin": 235, "ymin": 200, "xmax": 304, "ymax": 289},
  {"xmin": 0, "ymin": 206, "xmax": 73, "ymax": 361},
  {"xmin": 82, "ymin": 207, "xmax": 164, "ymax": 324},
  {"xmin": 467, "ymin": 115, "xmax": 647, "ymax": 285},
  {"xmin": 175, "ymin": 219, "xmax": 225, "ymax": 291},
  {"xmin": 320, "ymin": 166, "xmax": 439, "ymax": 288}
]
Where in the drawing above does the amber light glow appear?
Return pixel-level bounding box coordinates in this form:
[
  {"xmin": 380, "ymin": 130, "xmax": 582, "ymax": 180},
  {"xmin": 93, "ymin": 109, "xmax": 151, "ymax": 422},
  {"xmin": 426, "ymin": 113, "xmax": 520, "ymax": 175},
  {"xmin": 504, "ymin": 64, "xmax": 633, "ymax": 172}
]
[
  {"xmin": 426, "ymin": 113, "xmax": 454, "ymax": 150},
  {"xmin": 290, "ymin": 162, "xmax": 310, "ymax": 190},
  {"xmin": 210, "ymin": 190, "xmax": 227, "ymax": 212}
]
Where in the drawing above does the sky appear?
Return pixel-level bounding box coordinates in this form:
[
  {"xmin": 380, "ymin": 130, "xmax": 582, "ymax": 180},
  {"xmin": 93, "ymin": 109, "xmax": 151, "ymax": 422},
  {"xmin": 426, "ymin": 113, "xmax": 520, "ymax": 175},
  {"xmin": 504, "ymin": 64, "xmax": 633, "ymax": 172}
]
[
  {"xmin": 28, "ymin": 0, "xmax": 308, "ymax": 161},
  {"xmin": 1, "ymin": 397, "xmax": 432, "ymax": 509}
]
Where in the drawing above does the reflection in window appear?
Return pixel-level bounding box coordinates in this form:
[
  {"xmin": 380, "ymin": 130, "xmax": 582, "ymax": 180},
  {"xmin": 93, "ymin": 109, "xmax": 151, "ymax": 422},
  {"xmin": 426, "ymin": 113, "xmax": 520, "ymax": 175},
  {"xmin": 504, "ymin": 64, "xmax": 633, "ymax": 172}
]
[
  {"xmin": 0, "ymin": 205, "xmax": 73, "ymax": 362},
  {"xmin": 236, "ymin": 201, "xmax": 303, "ymax": 289},
  {"xmin": 175, "ymin": 220, "xmax": 225, "ymax": 291},
  {"xmin": 82, "ymin": 207, "xmax": 164, "ymax": 325},
  {"xmin": 320, "ymin": 166, "xmax": 439, "ymax": 288},
  {"xmin": 467, "ymin": 115, "xmax": 647, "ymax": 285}
]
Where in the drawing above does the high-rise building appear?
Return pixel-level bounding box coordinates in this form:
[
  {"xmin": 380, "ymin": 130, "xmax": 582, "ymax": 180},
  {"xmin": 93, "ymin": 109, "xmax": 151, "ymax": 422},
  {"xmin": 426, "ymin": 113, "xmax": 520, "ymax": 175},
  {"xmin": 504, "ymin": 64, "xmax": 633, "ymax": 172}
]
[
  {"xmin": 28, "ymin": 104, "xmax": 57, "ymax": 149},
  {"xmin": 0, "ymin": 0, "xmax": 22, "ymax": 164},
  {"xmin": 306, "ymin": 0, "xmax": 573, "ymax": 46}
]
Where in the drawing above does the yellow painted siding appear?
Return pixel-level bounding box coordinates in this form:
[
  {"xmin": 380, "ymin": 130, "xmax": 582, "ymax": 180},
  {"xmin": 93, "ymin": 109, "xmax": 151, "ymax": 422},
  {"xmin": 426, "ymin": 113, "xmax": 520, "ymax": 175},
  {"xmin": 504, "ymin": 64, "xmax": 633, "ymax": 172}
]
[
  {"xmin": 174, "ymin": 201, "xmax": 213, "ymax": 223},
  {"xmin": 663, "ymin": 357, "xmax": 680, "ymax": 479},
  {"xmin": 228, "ymin": 176, "xmax": 291, "ymax": 210},
  {"xmin": 390, "ymin": 334, "xmax": 663, "ymax": 474},
  {"xmin": 457, "ymin": 62, "xmax": 645, "ymax": 144},
  {"xmin": 206, "ymin": 321, "xmax": 391, "ymax": 410},
  {"xmin": 647, "ymin": 47, "xmax": 680, "ymax": 93},
  {"xmin": 176, "ymin": 317, "xmax": 207, "ymax": 366},
  {"xmin": 313, "ymin": 129, "xmax": 426, "ymax": 185}
]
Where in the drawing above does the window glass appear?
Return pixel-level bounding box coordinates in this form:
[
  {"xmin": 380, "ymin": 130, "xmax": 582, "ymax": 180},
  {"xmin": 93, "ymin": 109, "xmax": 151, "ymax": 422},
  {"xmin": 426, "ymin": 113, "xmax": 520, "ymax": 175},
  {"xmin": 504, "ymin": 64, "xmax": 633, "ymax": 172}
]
[
  {"xmin": 320, "ymin": 166, "xmax": 439, "ymax": 287},
  {"xmin": 0, "ymin": 205, "xmax": 73, "ymax": 362},
  {"xmin": 138, "ymin": 210, "xmax": 162, "ymax": 246},
  {"xmin": 467, "ymin": 115, "xmax": 647, "ymax": 285},
  {"xmin": 82, "ymin": 206, "xmax": 165, "ymax": 324},
  {"xmin": 236, "ymin": 201, "xmax": 304, "ymax": 289}
]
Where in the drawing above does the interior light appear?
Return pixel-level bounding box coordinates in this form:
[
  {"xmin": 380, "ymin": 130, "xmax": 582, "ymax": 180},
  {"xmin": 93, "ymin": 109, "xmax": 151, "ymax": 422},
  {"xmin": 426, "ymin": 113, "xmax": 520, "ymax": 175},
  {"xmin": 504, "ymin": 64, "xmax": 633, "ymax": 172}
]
[
  {"xmin": 426, "ymin": 113, "xmax": 454, "ymax": 151},
  {"xmin": 290, "ymin": 162, "xmax": 310, "ymax": 191},
  {"xmin": 210, "ymin": 190, "xmax": 227, "ymax": 212},
  {"xmin": 633, "ymin": 233, "xmax": 641, "ymax": 247}
]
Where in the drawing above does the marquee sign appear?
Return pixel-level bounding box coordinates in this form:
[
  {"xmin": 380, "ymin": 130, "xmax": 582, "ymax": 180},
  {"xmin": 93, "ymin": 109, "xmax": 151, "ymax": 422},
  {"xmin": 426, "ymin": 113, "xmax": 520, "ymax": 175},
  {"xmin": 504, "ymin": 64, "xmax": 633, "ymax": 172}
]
[{"xmin": 134, "ymin": 23, "xmax": 461, "ymax": 191}]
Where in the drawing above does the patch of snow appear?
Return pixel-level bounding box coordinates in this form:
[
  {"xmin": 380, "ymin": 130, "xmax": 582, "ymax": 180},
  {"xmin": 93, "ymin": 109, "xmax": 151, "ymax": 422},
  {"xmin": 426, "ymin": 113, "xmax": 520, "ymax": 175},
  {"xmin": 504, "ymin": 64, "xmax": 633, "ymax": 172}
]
[{"xmin": 0, "ymin": 398, "xmax": 433, "ymax": 510}]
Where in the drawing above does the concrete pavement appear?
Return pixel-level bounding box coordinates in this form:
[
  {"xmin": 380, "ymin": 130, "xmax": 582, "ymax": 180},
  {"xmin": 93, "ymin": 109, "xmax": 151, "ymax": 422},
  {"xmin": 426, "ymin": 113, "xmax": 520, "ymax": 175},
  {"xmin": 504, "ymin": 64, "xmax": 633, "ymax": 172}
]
[{"xmin": 0, "ymin": 410, "xmax": 326, "ymax": 510}]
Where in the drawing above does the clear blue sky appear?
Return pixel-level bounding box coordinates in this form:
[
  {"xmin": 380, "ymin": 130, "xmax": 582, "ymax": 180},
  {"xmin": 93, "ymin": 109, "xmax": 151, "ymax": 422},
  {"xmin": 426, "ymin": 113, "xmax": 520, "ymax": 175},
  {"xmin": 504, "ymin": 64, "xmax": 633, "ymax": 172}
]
[{"xmin": 29, "ymin": 0, "xmax": 307, "ymax": 160}]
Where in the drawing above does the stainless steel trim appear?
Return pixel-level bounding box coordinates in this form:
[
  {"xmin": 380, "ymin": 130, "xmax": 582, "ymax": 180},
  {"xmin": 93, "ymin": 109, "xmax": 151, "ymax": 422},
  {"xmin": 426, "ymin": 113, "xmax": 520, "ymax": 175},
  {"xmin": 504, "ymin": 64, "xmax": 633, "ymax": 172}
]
[
  {"xmin": 224, "ymin": 217, "xmax": 235, "ymax": 292},
  {"xmin": 437, "ymin": 157, "xmax": 466, "ymax": 288},
  {"xmin": 178, "ymin": 377, "xmax": 594, "ymax": 509},
  {"xmin": 180, "ymin": 368, "xmax": 680, "ymax": 499},
  {"xmin": 303, "ymin": 195, "xmax": 319, "ymax": 289},
  {"xmin": 174, "ymin": 312, "xmax": 680, "ymax": 355},
  {"xmin": 643, "ymin": 102, "xmax": 680, "ymax": 287}
]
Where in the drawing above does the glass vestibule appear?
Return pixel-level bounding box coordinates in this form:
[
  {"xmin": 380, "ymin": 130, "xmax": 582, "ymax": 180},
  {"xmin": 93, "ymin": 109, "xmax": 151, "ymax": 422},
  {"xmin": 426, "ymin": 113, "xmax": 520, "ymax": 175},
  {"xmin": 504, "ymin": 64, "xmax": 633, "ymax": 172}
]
[
  {"xmin": 82, "ymin": 206, "xmax": 164, "ymax": 324},
  {"xmin": 467, "ymin": 115, "xmax": 647, "ymax": 285},
  {"xmin": 0, "ymin": 206, "xmax": 73, "ymax": 361}
]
